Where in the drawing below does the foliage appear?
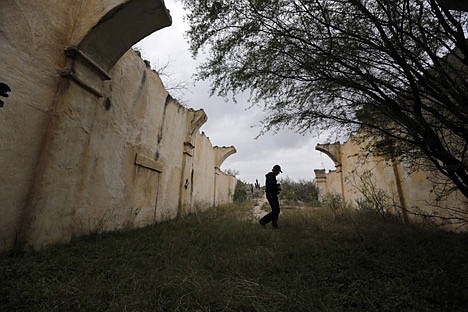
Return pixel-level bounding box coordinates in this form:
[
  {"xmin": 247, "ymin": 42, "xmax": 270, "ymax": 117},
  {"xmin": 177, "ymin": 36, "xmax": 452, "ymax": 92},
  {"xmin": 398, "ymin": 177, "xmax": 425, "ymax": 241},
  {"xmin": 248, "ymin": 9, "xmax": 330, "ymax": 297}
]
[
  {"xmin": 181, "ymin": 0, "xmax": 468, "ymax": 198},
  {"xmin": 1, "ymin": 205, "xmax": 467, "ymax": 311},
  {"xmin": 233, "ymin": 179, "xmax": 250, "ymax": 202},
  {"xmin": 320, "ymin": 193, "xmax": 350, "ymax": 218},
  {"xmin": 278, "ymin": 177, "xmax": 319, "ymax": 205},
  {"xmin": 348, "ymin": 169, "xmax": 400, "ymax": 218}
]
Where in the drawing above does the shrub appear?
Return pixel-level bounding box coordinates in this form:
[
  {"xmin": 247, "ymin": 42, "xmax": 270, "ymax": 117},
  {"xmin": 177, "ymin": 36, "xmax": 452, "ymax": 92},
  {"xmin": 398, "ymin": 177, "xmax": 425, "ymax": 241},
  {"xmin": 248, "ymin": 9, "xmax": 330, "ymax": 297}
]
[
  {"xmin": 278, "ymin": 177, "xmax": 319, "ymax": 205},
  {"xmin": 348, "ymin": 169, "xmax": 401, "ymax": 219},
  {"xmin": 320, "ymin": 193, "xmax": 349, "ymax": 217},
  {"xmin": 233, "ymin": 179, "xmax": 249, "ymax": 203}
]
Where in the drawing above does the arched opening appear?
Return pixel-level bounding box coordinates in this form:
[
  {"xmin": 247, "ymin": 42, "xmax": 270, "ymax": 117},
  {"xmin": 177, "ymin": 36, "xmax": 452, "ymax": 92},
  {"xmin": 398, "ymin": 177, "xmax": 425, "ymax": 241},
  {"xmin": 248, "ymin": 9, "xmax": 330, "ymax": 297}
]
[
  {"xmin": 79, "ymin": 0, "xmax": 171, "ymax": 72},
  {"xmin": 315, "ymin": 143, "xmax": 342, "ymax": 169},
  {"xmin": 62, "ymin": 0, "xmax": 172, "ymax": 98}
]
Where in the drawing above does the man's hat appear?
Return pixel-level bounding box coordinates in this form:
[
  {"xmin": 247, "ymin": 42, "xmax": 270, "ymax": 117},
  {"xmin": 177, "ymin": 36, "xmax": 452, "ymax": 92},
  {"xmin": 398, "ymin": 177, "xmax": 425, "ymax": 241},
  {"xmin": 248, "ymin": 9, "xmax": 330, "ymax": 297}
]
[{"xmin": 273, "ymin": 165, "xmax": 282, "ymax": 173}]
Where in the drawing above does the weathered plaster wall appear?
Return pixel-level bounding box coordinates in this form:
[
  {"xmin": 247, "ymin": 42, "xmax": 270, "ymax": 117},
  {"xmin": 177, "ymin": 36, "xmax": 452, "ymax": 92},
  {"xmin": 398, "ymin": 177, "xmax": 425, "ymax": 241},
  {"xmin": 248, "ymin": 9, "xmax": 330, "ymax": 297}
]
[
  {"xmin": 213, "ymin": 146, "xmax": 237, "ymax": 206},
  {"xmin": 191, "ymin": 133, "xmax": 237, "ymax": 211},
  {"xmin": 192, "ymin": 133, "xmax": 217, "ymax": 210},
  {"xmin": 0, "ymin": 0, "xmax": 80, "ymax": 252},
  {"xmin": 315, "ymin": 134, "xmax": 467, "ymax": 230},
  {"xmin": 0, "ymin": 0, "xmax": 236, "ymax": 252},
  {"xmin": 214, "ymin": 169, "xmax": 237, "ymax": 206}
]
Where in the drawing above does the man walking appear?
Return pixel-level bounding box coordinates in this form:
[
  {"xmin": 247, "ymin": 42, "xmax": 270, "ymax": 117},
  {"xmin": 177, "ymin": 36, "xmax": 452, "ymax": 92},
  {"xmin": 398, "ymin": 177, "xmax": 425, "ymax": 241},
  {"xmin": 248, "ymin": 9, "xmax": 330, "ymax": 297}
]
[{"xmin": 259, "ymin": 165, "xmax": 282, "ymax": 228}]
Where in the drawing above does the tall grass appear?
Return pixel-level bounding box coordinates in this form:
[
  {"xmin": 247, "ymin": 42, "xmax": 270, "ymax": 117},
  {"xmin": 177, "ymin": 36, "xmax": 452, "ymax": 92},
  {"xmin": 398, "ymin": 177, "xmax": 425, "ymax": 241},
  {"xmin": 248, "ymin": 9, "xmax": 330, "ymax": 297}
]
[{"xmin": 1, "ymin": 203, "xmax": 467, "ymax": 311}]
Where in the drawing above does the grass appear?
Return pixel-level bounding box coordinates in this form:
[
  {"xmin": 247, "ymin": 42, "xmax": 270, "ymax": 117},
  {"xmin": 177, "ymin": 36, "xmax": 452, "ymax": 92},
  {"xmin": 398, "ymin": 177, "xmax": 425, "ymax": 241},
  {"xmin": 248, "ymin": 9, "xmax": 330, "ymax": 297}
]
[{"xmin": 1, "ymin": 202, "xmax": 467, "ymax": 311}]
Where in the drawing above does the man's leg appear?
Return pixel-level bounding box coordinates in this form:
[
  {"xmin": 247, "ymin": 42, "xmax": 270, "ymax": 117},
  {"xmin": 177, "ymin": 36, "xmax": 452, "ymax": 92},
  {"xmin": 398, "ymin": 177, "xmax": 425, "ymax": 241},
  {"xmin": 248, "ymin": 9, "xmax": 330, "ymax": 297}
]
[
  {"xmin": 260, "ymin": 193, "xmax": 275, "ymax": 225},
  {"xmin": 259, "ymin": 212, "xmax": 272, "ymax": 225},
  {"xmin": 270, "ymin": 195, "xmax": 280, "ymax": 228}
]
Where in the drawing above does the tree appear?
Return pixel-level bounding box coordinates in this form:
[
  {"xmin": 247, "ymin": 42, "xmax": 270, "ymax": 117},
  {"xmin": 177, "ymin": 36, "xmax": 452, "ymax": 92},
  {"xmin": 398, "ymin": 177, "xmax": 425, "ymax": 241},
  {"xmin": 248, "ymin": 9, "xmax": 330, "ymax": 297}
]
[{"xmin": 181, "ymin": 0, "xmax": 468, "ymax": 198}]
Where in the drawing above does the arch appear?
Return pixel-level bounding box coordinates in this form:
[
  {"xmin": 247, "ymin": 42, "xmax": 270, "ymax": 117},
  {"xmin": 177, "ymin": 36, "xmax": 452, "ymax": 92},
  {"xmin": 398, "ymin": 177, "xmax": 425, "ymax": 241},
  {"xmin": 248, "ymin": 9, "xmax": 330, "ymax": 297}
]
[
  {"xmin": 61, "ymin": 0, "xmax": 172, "ymax": 98},
  {"xmin": 188, "ymin": 109, "xmax": 207, "ymax": 136},
  {"xmin": 315, "ymin": 143, "xmax": 342, "ymax": 167},
  {"xmin": 214, "ymin": 146, "xmax": 237, "ymax": 169},
  {"xmin": 78, "ymin": 0, "xmax": 172, "ymax": 72}
]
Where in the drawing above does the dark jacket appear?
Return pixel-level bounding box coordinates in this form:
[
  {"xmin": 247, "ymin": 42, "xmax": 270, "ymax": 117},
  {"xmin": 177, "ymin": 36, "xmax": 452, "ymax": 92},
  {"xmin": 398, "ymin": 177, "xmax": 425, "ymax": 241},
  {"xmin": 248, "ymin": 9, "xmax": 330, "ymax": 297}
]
[{"xmin": 265, "ymin": 172, "xmax": 279, "ymax": 194}]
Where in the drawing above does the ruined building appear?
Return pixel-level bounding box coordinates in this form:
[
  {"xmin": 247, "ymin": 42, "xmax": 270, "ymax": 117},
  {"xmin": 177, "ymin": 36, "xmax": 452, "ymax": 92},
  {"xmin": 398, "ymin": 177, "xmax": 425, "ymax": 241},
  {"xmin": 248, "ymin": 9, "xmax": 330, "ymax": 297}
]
[
  {"xmin": 314, "ymin": 132, "xmax": 467, "ymax": 231},
  {"xmin": 0, "ymin": 1, "xmax": 236, "ymax": 252},
  {"xmin": 314, "ymin": 1, "xmax": 468, "ymax": 231}
]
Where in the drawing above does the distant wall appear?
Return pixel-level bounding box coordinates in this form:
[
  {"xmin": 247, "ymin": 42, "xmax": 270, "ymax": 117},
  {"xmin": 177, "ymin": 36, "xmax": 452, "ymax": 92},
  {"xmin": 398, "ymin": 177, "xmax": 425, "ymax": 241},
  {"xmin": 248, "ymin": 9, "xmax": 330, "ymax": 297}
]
[
  {"xmin": 0, "ymin": 0, "xmax": 236, "ymax": 252},
  {"xmin": 314, "ymin": 133, "xmax": 467, "ymax": 230},
  {"xmin": 192, "ymin": 133, "xmax": 216, "ymax": 210},
  {"xmin": 215, "ymin": 168, "xmax": 238, "ymax": 206}
]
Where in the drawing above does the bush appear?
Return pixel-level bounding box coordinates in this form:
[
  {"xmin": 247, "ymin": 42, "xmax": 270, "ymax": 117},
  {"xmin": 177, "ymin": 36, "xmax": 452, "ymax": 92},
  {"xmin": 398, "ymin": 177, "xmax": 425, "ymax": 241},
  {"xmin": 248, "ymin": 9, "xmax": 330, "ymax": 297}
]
[
  {"xmin": 278, "ymin": 177, "xmax": 319, "ymax": 205},
  {"xmin": 320, "ymin": 193, "xmax": 349, "ymax": 217},
  {"xmin": 233, "ymin": 179, "xmax": 249, "ymax": 203}
]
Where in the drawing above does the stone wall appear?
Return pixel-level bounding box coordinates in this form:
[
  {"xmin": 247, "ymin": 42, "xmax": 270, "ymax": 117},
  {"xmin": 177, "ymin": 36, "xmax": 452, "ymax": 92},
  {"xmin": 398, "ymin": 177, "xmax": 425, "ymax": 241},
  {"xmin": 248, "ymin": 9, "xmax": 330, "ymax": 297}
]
[
  {"xmin": 314, "ymin": 133, "xmax": 467, "ymax": 230},
  {"xmin": 0, "ymin": 0, "xmax": 236, "ymax": 252}
]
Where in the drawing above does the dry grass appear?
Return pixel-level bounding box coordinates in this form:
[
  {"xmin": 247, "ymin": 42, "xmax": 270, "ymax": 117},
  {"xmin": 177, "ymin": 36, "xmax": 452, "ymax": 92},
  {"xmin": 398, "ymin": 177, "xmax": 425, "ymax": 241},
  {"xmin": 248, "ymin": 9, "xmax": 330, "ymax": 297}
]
[{"xmin": 1, "ymin": 203, "xmax": 467, "ymax": 311}]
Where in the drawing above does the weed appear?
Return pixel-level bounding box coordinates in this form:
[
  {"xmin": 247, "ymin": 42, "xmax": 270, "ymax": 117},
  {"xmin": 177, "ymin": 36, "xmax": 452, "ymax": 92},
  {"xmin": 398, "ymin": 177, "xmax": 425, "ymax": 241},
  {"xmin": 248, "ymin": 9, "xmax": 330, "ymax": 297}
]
[{"xmin": 1, "ymin": 204, "xmax": 467, "ymax": 311}]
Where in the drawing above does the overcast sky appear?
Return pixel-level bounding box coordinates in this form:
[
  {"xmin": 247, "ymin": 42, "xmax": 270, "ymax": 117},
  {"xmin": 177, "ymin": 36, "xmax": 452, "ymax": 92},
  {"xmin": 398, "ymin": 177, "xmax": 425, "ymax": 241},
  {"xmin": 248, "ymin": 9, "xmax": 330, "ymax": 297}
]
[{"xmin": 135, "ymin": 0, "xmax": 335, "ymax": 184}]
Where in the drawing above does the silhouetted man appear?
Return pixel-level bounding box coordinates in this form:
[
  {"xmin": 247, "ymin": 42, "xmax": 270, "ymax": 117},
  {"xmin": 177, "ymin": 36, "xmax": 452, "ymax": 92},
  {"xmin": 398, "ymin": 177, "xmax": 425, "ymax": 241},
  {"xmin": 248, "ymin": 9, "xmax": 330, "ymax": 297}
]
[{"xmin": 259, "ymin": 164, "xmax": 282, "ymax": 228}]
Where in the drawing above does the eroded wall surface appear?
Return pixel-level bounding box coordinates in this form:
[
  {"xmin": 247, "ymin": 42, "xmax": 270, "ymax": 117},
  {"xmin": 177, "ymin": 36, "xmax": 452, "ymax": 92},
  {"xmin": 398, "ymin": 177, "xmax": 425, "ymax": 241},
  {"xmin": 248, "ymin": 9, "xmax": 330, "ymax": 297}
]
[
  {"xmin": 0, "ymin": 0, "xmax": 236, "ymax": 252},
  {"xmin": 1, "ymin": 0, "xmax": 79, "ymax": 252},
  {"xmin": 315, "ymin": 134, "xmax": 467, "ymax": 230},
  {"xmin": 214, "ymin": 169, "xmax": 237, "ymax": 206}
]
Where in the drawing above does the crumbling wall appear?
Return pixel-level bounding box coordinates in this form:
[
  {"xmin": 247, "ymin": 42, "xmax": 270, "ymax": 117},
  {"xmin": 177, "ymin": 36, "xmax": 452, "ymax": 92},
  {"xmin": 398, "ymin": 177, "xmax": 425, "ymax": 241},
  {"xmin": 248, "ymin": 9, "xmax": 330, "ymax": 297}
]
[
  {"xmin": 0, "ymin": 0, "xmax": 82, "ymax": 252},
  {"xmin": 214, "ymin": 169, "xmax": 237, "ymax": 206},
  {"xmin": 0, "ymin": 0, "xmax": 236, "ymax": 252},
  {"xmin": 191, "ymin": 133, "xmax": 237, "ymax": 210},
  {"xmin": 192, "ymin": 133, "xmax": 217, "ymax": 210},
  {"xmin": 213, "ymin": 146, "xmax": 237, "ymax": 206},
  {"xmin": 315, "ymin": 133, "xmax": 467, "ymax": 230}
]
